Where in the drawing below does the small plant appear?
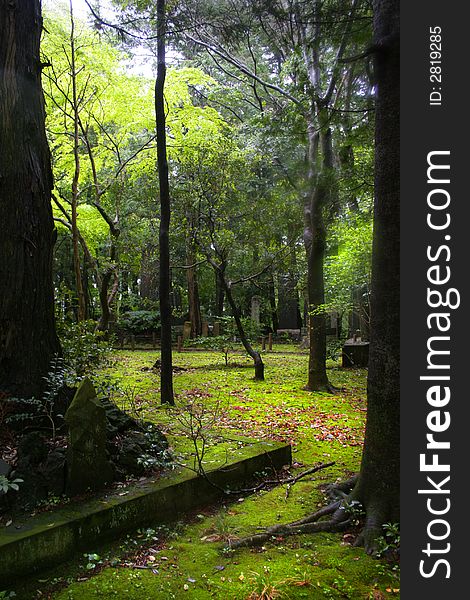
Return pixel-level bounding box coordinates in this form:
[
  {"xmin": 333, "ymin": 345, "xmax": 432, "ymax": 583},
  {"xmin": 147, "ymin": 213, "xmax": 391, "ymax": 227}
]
[
  {"xmin": 0, "ymin": 591, "xmax": 16, "ymax": 599},
  {"xmin": 188, "ymin": 316, "xmax": 263, "ymax": 365},
  {"xmin": 91, "ymin": 374, "xmax": 122, "ymax": 400},
  {"xmin": 136, "ymin": 447, "xmax": 174, "ymax": 471},
  {"xmin": 326, "ymin": 338, "xmax": 346, "ymax": 362},
  {"xmin": 0, "ymin": 475, "xmax": 23, "ymax": 494},
  {"xmin": 83, "ymin": 553, "xmax": 102, "ymax": 570},
  {"xmin": 116, "ymin": 384, "xmax": 142, "ymax": 421},
  {"xmin": 342, "ymin": 499, "xmax": 365, "ymax": 525},
  {"xmin": 171, "ymin": 397, "xmax": 226, "ymax": 475},
  {"xmin": 376, "ymin": 522, "xmax": 400, "ymax": 558},
  {"xmin": 6, "ymin": 357, "xmax": 70, "ymax": 439},
  {"xmin": 331, "ymin": 575, "xmax": 354, "ymax": 598},
  {"xmin": 246, "ymin": 569, "xmax": 286, "ymax": 600},
  {"xmin": 188, "ymin": 335, "xmax": 236, "ymax": 365},
  {"xmin": 36, "ymin": 493, "xmax": 69, "ymax": 510}
]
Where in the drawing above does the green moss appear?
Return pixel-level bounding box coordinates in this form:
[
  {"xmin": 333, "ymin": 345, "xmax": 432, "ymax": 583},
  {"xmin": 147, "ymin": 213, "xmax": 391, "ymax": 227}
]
[
  {"xmin": 50, "ymin": 525, "xmax": 398, "ymax": 599},
  {"xmin": 8, "ymin": 348, "xmax": 400, "ymax": 599}
]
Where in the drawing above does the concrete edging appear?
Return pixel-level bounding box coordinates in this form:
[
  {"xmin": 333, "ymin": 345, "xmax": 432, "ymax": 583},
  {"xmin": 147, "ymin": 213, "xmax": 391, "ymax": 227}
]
[{"xmin": 0, "ymin": 441, "xmax": 291, "ymax": 586}]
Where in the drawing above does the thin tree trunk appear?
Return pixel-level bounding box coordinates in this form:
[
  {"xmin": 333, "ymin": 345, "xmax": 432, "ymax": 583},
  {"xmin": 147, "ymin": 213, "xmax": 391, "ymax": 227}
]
[
  {"xmin": 156, "ymin": 0, "xmax": 174, "ymax": 405},
  {"xmin": 212, "ymin": 263, "xmax": 264, "ymax": 381},
  {"xmin": 69, "ymin": 0, "xmax": 86, "ymax": 321},
  {"xmin": 97, "ymin": 237, "xmax": 119, "ymax": 332},
  {"xmin": 0, "ymin": 0, "xmax": 61, "ymax": 397}
]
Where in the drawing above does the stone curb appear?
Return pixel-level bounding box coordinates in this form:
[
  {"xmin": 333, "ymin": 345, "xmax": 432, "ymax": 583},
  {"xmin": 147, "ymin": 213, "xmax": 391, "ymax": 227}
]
[{"xmin": 0, "ymin": 441, "xmax": 291, "ymax": 586}]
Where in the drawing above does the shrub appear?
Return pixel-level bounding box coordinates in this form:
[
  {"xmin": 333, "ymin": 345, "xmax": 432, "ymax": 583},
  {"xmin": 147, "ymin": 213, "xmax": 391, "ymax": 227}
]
[
  {"xmin": 118, "ymin": 310, "xmax": 160, "ymax": 334},
  {"xmin": 57, "ymin": 320, "xmax": 113, "ymax": 378}
]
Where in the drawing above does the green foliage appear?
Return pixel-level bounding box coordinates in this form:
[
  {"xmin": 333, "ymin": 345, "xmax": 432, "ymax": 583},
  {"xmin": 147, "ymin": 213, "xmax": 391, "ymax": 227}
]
[
  {"xmin": 118, "ymin": 310, "xmax": 160, "ymax": 334},
  {"xmin": 188, "ymin": 336, "xmax": 237, "ymax": 366},
  {"xmin": 376, "ymin": 522, "xmax": 400, "ymax": 558},
  {"xmin": 326, "ymin": 338, "xmax": 345, "ymax": 362},
  {"xmin": 6, "ymin": 357, "xmax": 70, "ymax": 439},
  {"xmin": 324, "ymin": 216, "xmax": 373, "ymax": 316},
  {"xmin": 57, "ymin": 320, "xmax": 113, "ymax": 379},
  {"xmin": 343, "ymin": 500, "xmax": 365, "ymax": 526},
  {"xmin": 0, "ymin": 475, "xmax": 23, "ymax": 494},
  {"xmin": 83, "ymin": 553, "xmax": 103, "ymax": 571}
]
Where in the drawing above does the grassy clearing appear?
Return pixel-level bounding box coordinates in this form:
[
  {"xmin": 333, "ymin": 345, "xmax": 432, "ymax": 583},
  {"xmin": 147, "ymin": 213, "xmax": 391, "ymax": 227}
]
[{"xmin": 11, "ymin": 346, "xmax": 399, "ymax": 599}]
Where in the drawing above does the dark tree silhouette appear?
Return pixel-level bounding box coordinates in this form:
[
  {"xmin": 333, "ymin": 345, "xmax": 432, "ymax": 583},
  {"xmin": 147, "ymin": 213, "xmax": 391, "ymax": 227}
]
[
  {"xmin": 155, "ymin": 0, "xmax": 175, "ymax": 405},
  {"xmin": 0, "ymin": 0, "xmax": 61, "ymax": 398},
  {"xmin": 348, "ymin": 0, "xmax": 400, "ymax": 549}
]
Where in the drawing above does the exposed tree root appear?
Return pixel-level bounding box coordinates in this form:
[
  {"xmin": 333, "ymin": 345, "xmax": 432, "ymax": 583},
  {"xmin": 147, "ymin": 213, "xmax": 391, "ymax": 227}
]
[
  {"xmin": 227, "ymin": 475, "xmax": 399, "ymax": 560},
  {"xmin": 227, "ymin": 461, "xmax": 335, "ymax": 496},
  {"xmin": 227, "ymin": 476, "xmax": 360, "ymax": 550},
  {"xmin": 229, "ymin": 500, "xmax": 351, "ymax": 549},
  {"xmin": 322, "ymin": 475, "xmax": 358, "ymax": 501},
  {"xmin": 303, "ymin": 382, "xmax": 339, "ymax": 394}
]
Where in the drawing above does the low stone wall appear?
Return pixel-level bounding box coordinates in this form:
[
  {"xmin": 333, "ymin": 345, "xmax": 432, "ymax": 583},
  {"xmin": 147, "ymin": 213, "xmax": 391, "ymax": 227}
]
[{"xmin": 0, "ymin": 441, "xmax": 291, "ymax": 586}]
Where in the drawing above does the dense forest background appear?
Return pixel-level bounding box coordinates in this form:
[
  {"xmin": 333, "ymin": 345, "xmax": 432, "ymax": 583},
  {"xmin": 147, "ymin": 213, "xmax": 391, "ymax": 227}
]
[{"xmin": 43, "ymin": 0, "xmax": 374, "ymax": 359}]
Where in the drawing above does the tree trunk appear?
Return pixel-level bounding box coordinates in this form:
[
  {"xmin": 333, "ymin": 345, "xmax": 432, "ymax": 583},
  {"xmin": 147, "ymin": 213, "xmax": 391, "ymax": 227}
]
[
  {"xmin": 350, "ymin": 0, "xmax": 400, "ymax": 551},
  {"xmin": 97, "ymin": 235, "xmax": 119, "ymax": 332},
  {"xmin": 268, "ymin": 271, "xmax": 279, "ymax": 333},
  {"xmin": 186, "ymin": 215, "xmax": 202, "ymax": 337},
  {"xmin": 155, "ymin": 0, "xmax": 174, "ymax": 405},
  {"xmin": 139, "ymin": 244, "xmax": 159, "ymax": 301},
  {"xmin": 214, "ymin": 262, "xmax": 226, "ymax": 316},
  {"xmin": 304, "ymin": 120, "xmax": 334, "ymax": 391},
  {"xmin": 69, "ymin": 0, "xmax": 87, "ymax": 322},
  {"xmin": 0, "ymin": 0, "xmax": 61, "ymax": 397},
  {"xmin": 219, "ymin": 272, "xmax": 264, "ymax": 381}
]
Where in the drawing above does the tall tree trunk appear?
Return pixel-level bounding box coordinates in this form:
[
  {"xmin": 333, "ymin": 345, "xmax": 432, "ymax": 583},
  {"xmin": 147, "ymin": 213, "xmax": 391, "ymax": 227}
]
[
  {"xmin": 304, "ymin": 118, "xmax": 334, "ymax": 391},
  {"xmin": 214, "ymin": 261, "xmax": 226, "ymax": 317},
  {"xmin": 186, "ymin": 215, "xmax": 202, "ymax": 337},
  {"xmin": 187, "ymin": 264, "xmax": 201, "ymax": 337},
  {"xmin": 155, "ymin": 0, "xmax": 174, "ymax": 405},
  {"xmin": 97, "ymin": 234, "xmax": 119, "ymax": 332},
  {"xmin": 268, "ymin": 271, "xmax": 279, "ymax": 333},
  {"xmin": 139, "ymin": 244, "xmax": 159, "ymax": 301},
  {"xmin": 350, "ymin": 0, "xmax": 400, "ymax": 551},
  {"xmin": 0, "ymin": 0, "xmax": 61, "ymax": 397}
]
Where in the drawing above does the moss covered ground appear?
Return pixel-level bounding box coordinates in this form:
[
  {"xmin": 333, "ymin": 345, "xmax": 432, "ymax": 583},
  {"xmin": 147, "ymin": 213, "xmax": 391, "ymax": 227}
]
[{"xmin": 8, "ymin": 346, "xmax": 399, "ymax": 599}]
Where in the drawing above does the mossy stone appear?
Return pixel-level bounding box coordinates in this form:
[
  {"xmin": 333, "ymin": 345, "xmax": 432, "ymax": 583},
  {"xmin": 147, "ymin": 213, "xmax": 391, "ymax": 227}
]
[{"xmin": 65, "ymin": 378, "xmax": 114, "ymax": 495}]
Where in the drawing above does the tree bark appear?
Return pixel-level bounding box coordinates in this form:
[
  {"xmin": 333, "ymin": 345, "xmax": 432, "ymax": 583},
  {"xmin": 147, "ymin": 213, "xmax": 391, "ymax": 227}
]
[
  {"xmin": 214, "ymin": 260, "xmax": 226, "ymax": 317},
  {"xmin": 216, "ymin": 267, "xmax": 264, "ymax": 381},
  {"xmin": 304, "ymin": 118, "xmax": 334, "ymax": 391},
  {"xmin": 96, "ymin": 229, "xmax": 120, "ymax": 332},
  {"xmin": 0, "ymin": 0, "xmax": 61, "ymax": 397},
  {"xmin": 186, "ymin": 214, "xmax": 202, "ymax": 337},
  {"xmin": 69, "ymin": 0, "xmax": 87, "ymax": 321},
  {"xmin": 350, "ymin": 0, "xmax": 400, "ymax": 551},
  {"xmin": 156, "ymin": 0, "xmax": 174, "ymax": 405},
  {"xmin": 268, "ymin": 271, "xmax": 279, "ymax": 333}
]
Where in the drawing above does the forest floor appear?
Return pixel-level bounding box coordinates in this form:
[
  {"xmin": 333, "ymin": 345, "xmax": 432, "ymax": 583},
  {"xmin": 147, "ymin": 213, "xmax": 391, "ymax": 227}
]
[{"xmin": 12, "ymin": 345, "xmax": 400, "ymax": 599}]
